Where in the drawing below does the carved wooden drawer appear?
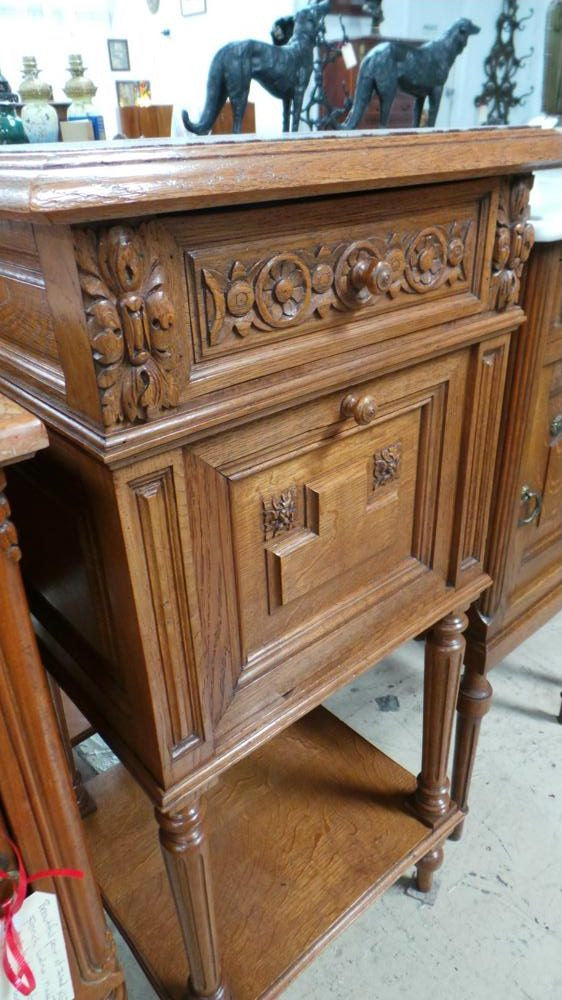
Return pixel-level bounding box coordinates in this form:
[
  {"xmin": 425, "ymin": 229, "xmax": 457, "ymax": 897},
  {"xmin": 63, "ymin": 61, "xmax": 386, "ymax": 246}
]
[
  {"xmin": 165, "ymin": 178, "xmax": 496, "ymax": 401},
  {"xmin": 184, "ymin": 337, "xmax": 509, "ymax": 747}
]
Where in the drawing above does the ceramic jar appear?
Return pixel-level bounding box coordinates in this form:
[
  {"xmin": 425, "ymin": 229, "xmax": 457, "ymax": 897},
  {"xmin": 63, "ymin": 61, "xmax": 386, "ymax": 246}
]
[
  {"xmin": 19, "ymin": 56, "xmax": 59, "ymax": 143},
  {"xmin": 64, "ymin": 54, "xmax": 105, "ymax": 139}
]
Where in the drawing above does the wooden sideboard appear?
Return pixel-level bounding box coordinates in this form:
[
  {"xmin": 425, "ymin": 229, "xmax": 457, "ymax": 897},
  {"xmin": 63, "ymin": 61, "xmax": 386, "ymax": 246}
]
[
  {"xmin": 0, "ymin": 395, "xmax": 125, "ymax": 1000},
  {"xmin": 0, "ymin": 128, "xmax": 561, "ymax": 1000},
  {"xmin": 454, "ymin": 230, "xmax": 562, "ymax": 833},
  {"xmin": 465, "ymin": 236, "xmax": 562, "ymax": 672}
]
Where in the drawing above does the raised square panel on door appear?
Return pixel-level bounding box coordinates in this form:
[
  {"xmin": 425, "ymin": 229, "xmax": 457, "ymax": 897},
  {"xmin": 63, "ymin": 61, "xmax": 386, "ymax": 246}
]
[{"xmin": 185, "ymin": 349, "xmax": 470, "ymax": 740}]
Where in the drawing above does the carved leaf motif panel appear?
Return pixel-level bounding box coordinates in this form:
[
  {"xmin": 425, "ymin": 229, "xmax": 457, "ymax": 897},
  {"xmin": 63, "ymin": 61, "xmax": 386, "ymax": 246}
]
[
  {"xmin": 491, "ymin": 175, "xmax": 535, "ymax": 311},
  {"xmin": 373, "ymin": 444, "xmax": 401, "ymax": 491},
  {"xmin": 262, "ymin": 487, "xmax": 298, "ymax": 541},
  {"xmin": 186, "ymin": 212, "xmax": 476, "ymax": 360},
  {"xmin": 74, "ymin": 222, "xmax": 187, "ymax": 428}
]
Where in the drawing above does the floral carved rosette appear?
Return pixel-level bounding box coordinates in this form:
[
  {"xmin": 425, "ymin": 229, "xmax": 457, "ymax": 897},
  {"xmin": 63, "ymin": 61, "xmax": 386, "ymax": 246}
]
[
  {"xmin": 492, "ymin": 177, "xmax": 535, "ymax": 311},
  {"xmin": 74, "ymin": 224, "xmax": 179, "ymax": 427}
]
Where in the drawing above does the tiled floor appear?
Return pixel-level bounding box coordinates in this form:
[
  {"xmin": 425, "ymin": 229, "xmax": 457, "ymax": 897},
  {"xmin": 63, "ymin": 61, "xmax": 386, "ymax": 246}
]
[{"xmin": 88, "ymin": 612, "xmax": 562, "ymax": 1000}]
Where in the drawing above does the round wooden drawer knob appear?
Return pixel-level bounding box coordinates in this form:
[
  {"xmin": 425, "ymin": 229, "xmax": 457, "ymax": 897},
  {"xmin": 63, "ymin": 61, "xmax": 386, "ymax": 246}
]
[{"xmin": 341, "ymin": 393, "xmax": 377, "ymax": 425}]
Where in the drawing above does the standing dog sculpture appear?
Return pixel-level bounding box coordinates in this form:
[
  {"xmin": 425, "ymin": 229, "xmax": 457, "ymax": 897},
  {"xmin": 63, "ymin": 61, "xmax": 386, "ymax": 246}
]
[
  {"xmin": 343, "ymin": 18, "xmax": 480, "ymax": 129},
  {"xmin": 182, "ymin": 1, "xmax": 330, "ymax": 135}
]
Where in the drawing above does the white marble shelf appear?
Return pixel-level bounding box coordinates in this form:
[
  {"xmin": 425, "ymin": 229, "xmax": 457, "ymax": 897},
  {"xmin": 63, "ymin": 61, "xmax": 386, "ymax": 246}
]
[{"xmin": 531, "ymin": 164, "xmax": 562, "ymax": 242}]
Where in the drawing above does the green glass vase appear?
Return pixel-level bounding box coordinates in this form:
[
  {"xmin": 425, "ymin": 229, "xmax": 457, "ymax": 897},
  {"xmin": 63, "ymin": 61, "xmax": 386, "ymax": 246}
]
[{"xmin": 0, "ymin": 105, "xmax": 29, "ymax": 144}]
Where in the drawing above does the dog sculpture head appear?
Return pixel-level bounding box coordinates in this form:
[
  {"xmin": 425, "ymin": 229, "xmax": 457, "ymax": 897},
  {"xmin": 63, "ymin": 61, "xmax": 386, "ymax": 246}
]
[
  {"xmin": 271, "ymin": 15, "xmax": 295, "ymax": 46},
  {"xmin": 294, "ymin": 0, "xmax": 331, "ymax": 37},
  {"xmin": 450, "ymin": 18, "xmax": 480, "ymax": 53}
]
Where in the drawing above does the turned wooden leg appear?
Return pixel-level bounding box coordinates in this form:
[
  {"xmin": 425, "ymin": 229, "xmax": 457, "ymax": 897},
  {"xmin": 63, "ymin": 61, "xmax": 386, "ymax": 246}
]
[
  {"xmin": 413, "ymin": 610, "xmax": 467, "ymax": 828},
  {"xmin": 449, "ymin": 665, "xmax": 493, "ymax": 841},
  {"xmin": 48, "ymin": 677, "xmax": 96, "ymax": 819},
  {"xmin": 156, "ymin": 798, "xmax": 229, "ymax": 1000},
  {"xmin": 415, "ymin": 844, "xmax": 444, "ymax": 893}
]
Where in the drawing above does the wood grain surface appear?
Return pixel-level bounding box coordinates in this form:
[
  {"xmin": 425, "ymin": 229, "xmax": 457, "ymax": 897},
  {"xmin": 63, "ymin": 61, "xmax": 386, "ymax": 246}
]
[
  {"xmin": 0, "ymin": 393, "xmax": 47, "ymax": 465},
  {"xmin": 85, "ymin": 707, "xmax": 462, "ymax": 1000},
  {"xmin": 0, "ymin": 128, "xmax": 560, "ymax": 223}
]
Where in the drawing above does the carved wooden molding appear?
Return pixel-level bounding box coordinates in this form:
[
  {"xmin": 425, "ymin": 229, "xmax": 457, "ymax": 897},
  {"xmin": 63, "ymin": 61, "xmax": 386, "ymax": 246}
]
[
  {"xmin": 200, "ymin": 220, "xmax": 472, "ymax": 348},
  {"xmin": 262, "ymin": 486, "xmax": 298, "ymax": 541},
  {"xmin": 74, "ymin": 223, "xmax": 180, "ymax": 427},
  {"xmin": 130, "ymin": 467, "xmax": 203, "ymax": 753},
  {"xmin": 0, "ymin": 488, "xmax": 21, "ymax": 563},
  {"xmin": 491, "ymin": 176, "xmax": 534, "ymax": 311},
  {"xmin": 373, "ymin": 444, "xmax": 401, "ymax": 490}
]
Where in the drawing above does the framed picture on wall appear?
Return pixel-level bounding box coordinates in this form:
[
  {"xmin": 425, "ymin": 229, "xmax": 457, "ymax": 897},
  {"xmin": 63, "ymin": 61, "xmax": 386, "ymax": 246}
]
[
  {"xmin": 107, "ymin": 39, "xmax": 130, "ymax": 72},
  {"xmin": 180, "ymin": 0, "xmax": 206, "ymax": 16},
  {"xmin": 116, "ymin": 80, "xmax": 151, "ymax": 107},
  {"xmin": 330, "ymin": 2, "xmax": 368, "ymax": 13}
]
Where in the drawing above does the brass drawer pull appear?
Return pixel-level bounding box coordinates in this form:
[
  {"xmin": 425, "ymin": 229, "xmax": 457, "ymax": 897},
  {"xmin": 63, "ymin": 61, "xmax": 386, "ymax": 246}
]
[
  {"xmin": 518, "ymin": 484, "xmax": 542, "ymax": 526},
  {"xmin": 550, "ymin": 413, "xmax": 562, "ymax": 438},
  {"xmin": 341, "ymin": 393, "xmax": 377, "ymax": 425}
]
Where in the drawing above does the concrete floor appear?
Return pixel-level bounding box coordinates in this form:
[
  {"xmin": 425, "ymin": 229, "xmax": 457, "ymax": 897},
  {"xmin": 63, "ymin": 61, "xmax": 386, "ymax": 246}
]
[{"xmin": 94, "ymin": 612, "xmax": 562, "ymax": 1000}]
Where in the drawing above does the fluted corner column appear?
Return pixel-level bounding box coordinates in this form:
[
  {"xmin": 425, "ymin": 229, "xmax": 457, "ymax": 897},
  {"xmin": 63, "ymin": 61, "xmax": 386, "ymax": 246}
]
[
  {"xmin": 155, "ymin": 798, "xmax": 230, "ymax": 1000},
  {"xmin": 413, "ymin": 610, "xmax": 467, "ymax": 828},
  {"xmin": 449, "ymin": 666, "xmax": 493, "ymax": 841}
]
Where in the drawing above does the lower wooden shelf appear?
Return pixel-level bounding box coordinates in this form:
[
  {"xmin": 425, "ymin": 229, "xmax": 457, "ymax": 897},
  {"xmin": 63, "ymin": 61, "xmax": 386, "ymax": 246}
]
[{"xmin": 84, "ymin": 707, "xmax": 462, "ymax": 1000}]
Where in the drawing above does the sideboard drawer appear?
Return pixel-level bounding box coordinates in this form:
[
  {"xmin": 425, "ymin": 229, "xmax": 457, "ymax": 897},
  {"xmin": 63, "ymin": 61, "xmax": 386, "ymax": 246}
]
[
  {"xmin": 164, "ymin": 178, "xmax": 496, "ymax": 400},
  {"xmin": 184, "ymin": 337, "xmax": 508, "ymax": 741}
]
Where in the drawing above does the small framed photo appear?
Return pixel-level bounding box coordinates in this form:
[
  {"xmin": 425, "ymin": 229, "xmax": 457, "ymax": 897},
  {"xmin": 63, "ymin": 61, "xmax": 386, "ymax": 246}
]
[
  {"xmin": 180, "ymin": 0, "xmax": 206, "ymax": 16},
  {"xmin": 116, "ymin": 80, "xmax": 151, "ymax": 107},
  {"xmin": 108, "ymin": 39, "xmax": 130, "ymax": 72}
]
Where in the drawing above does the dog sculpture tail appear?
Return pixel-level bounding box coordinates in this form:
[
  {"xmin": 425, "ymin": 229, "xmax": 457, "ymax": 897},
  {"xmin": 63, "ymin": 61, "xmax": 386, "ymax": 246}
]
[
  {"xmin": 341, "ymin": 53, "xmax": 377, "ymax": 130},
  {"xmin": 182, "ymin": 52, "xmax": 226, "ymax": 135}
]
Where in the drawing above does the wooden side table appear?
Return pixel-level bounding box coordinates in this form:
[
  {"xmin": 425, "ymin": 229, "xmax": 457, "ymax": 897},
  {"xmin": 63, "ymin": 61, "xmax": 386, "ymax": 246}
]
[{"xmin": 0, "ymin": 395, "xmax": 126, "ymax": 1000}]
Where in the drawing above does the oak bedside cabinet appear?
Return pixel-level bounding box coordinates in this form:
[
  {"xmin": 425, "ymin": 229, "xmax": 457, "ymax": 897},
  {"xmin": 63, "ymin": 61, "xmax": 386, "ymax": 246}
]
[{"xmin": 0, "ymin": 128, "xmax": 560, "ymax": 1000}]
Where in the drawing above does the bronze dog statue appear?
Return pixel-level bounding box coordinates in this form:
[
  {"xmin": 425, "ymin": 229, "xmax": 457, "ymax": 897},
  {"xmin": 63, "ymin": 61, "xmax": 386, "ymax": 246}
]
[
  {"xmin": 182, "ymin": 1, "xmax": 330, "ymax": 135},
  {"xmin": 343, "ymin": 18, "xmax": 480, "ymax": 129}
]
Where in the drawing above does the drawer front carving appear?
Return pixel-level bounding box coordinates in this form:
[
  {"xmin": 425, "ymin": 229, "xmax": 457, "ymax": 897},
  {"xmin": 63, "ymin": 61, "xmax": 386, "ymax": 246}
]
[
  {"xmin": 174, "ymin": 181, "xmax": 493, "ymax": 372},
  {"xmin": 185, "ymin": 349, "xmax": 479, "ymax": 732},
  {"xmin": 196, "ymin": 219, "xmax": 472, "ymax": 352}
]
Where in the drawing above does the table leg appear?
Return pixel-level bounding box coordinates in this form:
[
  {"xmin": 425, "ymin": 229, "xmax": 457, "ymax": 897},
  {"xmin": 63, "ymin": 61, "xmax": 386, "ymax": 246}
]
[
  {"xmin": 156, "ymin": 797, "xmax": 230, "ymax": 1000},
  {"xmin": 413, "ymin": 610, "xmax": 466, "ymax": 828},
  {"xmin": 415, "ymin": 844, "xmax": 444, "ymax": 893},
  {"xmin": 449, "ymin": 666, "xmax": 493, "ymax": 841},
  {"xmin": 48, "ymin": 676, "xmax": 97, "ymax": 819}
]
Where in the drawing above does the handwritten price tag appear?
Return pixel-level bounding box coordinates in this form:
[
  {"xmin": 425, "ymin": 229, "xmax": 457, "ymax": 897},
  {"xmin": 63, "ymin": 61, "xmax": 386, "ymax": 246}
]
[
  {"xmin": 341, "ymin": 43, "xmax": 357, "ymax": 70},
  {"xmin": 0, "ymin": 893, "xmax": 74, "ymax": 1000}
]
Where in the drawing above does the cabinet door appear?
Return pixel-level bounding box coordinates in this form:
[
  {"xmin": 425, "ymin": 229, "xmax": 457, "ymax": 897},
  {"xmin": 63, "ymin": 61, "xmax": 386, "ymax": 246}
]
[
  {"xmin": 508, "ymin": 245, "xmax": 562, "ymax": 618},
  {"xmin": 513, "ymin": 343, "xmax": 562, "ymax": 601},
  {"xmin": 185, "ymin": 339, "xmax": 508, "ymax": 742}
]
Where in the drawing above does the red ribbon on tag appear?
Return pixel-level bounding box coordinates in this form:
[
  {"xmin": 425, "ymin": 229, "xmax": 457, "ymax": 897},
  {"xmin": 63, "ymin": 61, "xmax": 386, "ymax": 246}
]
[{"xmin": 0, "ymin": 838, "xmax": 83, "ymax": 996}]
